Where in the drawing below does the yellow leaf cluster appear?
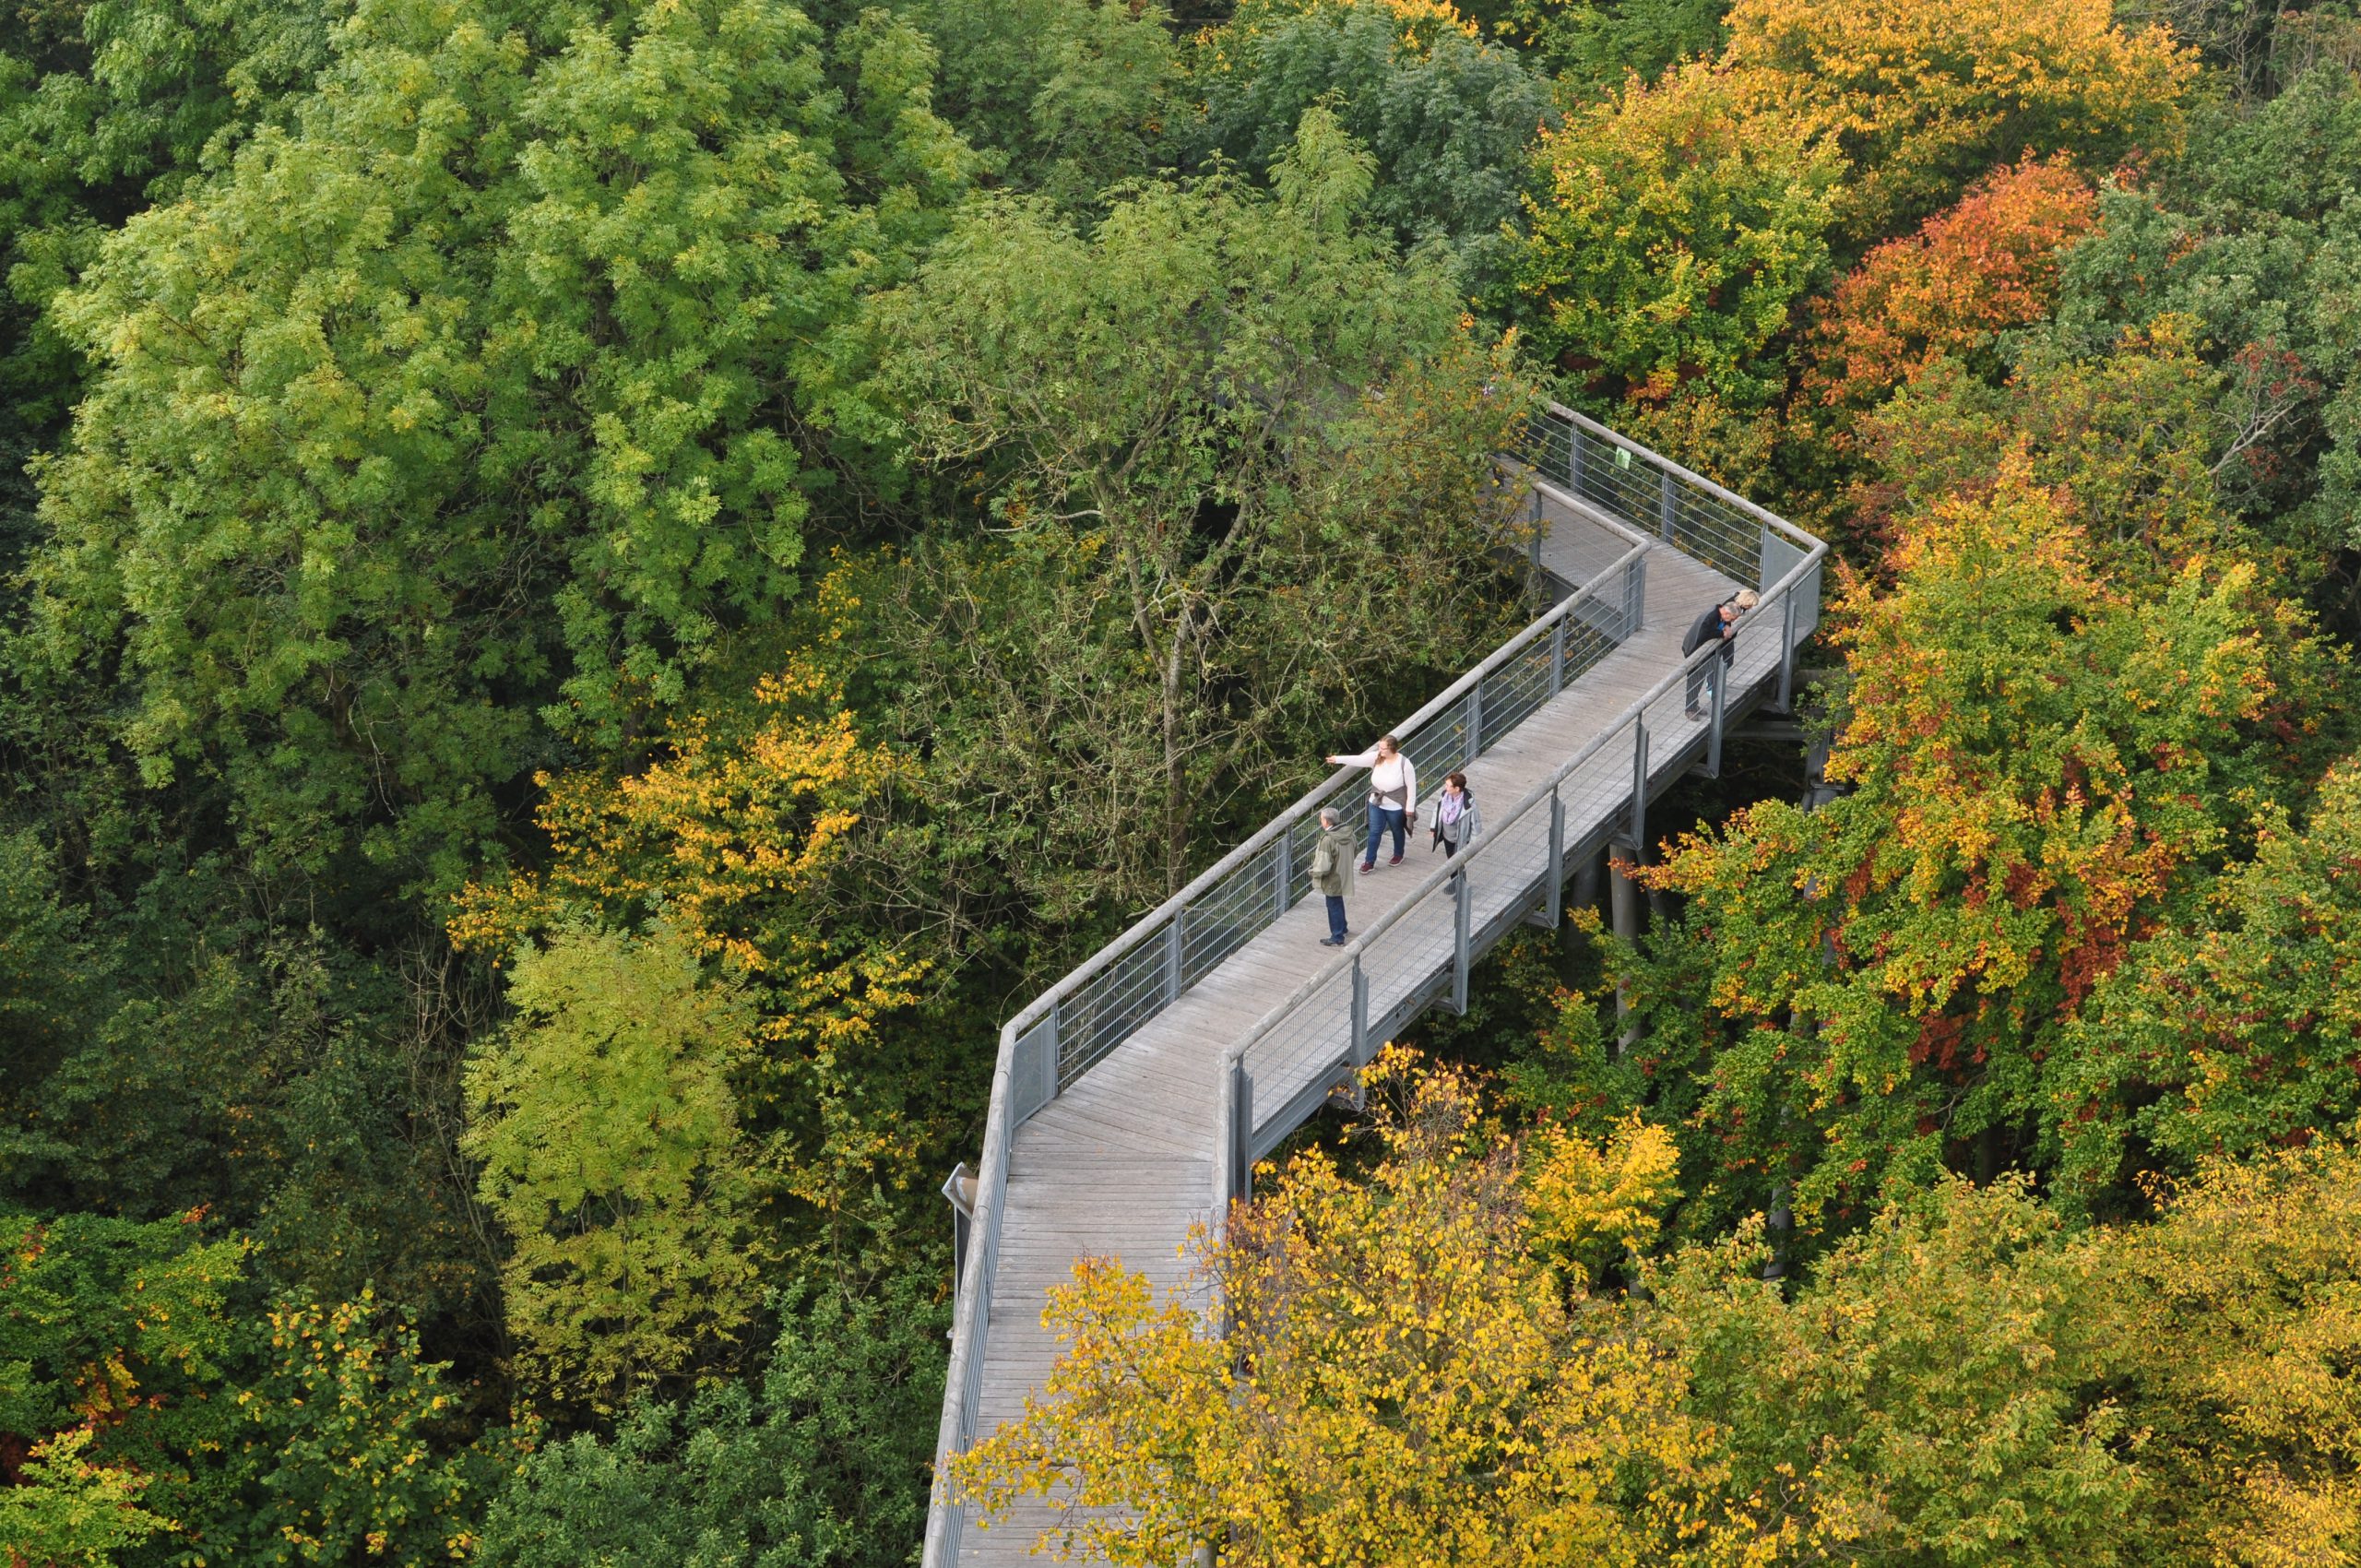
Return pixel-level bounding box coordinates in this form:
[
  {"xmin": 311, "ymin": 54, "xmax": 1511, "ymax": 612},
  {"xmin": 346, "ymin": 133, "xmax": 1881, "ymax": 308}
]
[
  {"xmin": 1717, "ymin": 0, "xmax": 2195, "ymax": 236},
  {"xmin": 953, "ymin": 1054, "xmax": 1790, "ymax": 1567}
]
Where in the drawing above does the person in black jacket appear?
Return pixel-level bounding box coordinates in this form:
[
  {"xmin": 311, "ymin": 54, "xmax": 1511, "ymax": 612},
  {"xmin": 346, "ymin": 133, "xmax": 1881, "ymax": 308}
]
[{"xmin": 1682, "ymin": 588, "xmax": 1758, "ymax": 719}]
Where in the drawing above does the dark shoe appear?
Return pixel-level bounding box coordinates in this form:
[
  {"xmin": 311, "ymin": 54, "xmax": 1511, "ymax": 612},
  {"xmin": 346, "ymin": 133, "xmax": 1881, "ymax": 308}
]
[
  {"xmin": 1388, "ymin": 854, "xmax": 1404, "ymax": 866},
  {"xmin": 1320, "ymin": 934, "xmax": 1343, "ymax": 946},
  {"xmin": 1684, "ymin": 706, "xmax": 1704, "ymax": 719},
  {"xmin": 1359, "ymin": 862, "xmax": 1376, "ymax": 873}
]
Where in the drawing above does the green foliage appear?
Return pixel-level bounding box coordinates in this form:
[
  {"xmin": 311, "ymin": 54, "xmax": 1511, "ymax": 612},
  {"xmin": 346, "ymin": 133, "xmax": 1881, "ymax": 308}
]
[
  {"xmin": 2049, "ymin": 66, "xmax": 2361, "ymax": 586},
  {"xmin": 234, "ymin": 1291, "xmax": 502, "ymax": 1565},
  {"xmin": 0, "ymin": 1427, "xmax": 170, "ymax": 1568},
  {"xmin": 872, "ymin": 107, "xmax": 1529, "ymax": 897},
  {"xmin": 2057, "ymin": 759, "xmax": 2361, "ymax": 1199},
  {"xmin": 474, "ymin": 1268, "xmax": 945, "ymax": 1568},
  {"xmin": 1848, "ymin": 318, "xmax": 2238, "ymax": 568},
  {"xmin": 899, "ymin": 0, "xmax": 1179, "ymax": 207},
  {"xmin": 16, "ymin": 0, "xmax": 971, "ymax": 890},
  {"xmin": 1191, "ymin": 3, "xmax": 1552, "ymax": 279},
  {"xmin": 463, "ymin": 924, "xmax": 762, "ymax": 1414},
  {"xmin": 1496, "ymin": 0, "xmax": 1728, "ymax": 91},
  {"xmin": 1663, "ymin": 1179, "xmax": 2138, "ymax": 1565},
  {"xmin": 1512, "ymin": 60, "xmax": 1840, "ymax": 405},
  {"xmin": 0, "ymin": 1210, "xmax": 492, "ymax": 1567}
]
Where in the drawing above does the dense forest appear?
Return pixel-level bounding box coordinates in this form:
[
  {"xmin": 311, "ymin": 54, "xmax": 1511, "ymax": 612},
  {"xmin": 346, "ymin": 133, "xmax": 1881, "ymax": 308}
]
[{"xmin": 9, "ymin": 0, "xmax": 2361, "ymax": 1560}]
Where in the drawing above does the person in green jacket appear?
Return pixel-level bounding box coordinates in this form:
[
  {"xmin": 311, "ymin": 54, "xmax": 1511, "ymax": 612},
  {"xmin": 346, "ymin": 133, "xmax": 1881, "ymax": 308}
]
[{"xmin": 1311, "ymin": 805, "xmax": 1357, "ymax": 946}]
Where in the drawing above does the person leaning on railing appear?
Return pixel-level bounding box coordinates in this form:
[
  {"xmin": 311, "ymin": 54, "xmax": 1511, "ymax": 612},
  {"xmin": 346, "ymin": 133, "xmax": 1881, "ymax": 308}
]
[
  {"xmin": 1682, "ymin": 588, "xmax": 1758, "ymax": 719},
  {"xmin": 1326, "ymin": 734, "xmax": 1418, "ymax": 872}
]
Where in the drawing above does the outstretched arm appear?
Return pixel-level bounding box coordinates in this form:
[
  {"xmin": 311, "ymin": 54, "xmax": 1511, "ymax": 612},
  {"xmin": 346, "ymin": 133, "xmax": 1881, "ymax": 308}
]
[{"xmin": 1328, "ymin": 747, "xmax": 1380, "ymax": 768}]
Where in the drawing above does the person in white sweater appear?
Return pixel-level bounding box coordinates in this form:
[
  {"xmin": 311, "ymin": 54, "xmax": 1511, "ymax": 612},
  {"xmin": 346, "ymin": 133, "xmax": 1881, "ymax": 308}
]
[{"xmin": 1327, "ymin": 734, "xmax": 1418, "ymax": 871}]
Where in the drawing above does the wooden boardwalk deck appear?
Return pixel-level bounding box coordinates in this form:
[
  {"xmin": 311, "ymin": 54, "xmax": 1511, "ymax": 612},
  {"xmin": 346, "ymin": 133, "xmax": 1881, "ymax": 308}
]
[{"xmin": 948, "ymin": 492, "xmax": 1789, "ymax": 1563}]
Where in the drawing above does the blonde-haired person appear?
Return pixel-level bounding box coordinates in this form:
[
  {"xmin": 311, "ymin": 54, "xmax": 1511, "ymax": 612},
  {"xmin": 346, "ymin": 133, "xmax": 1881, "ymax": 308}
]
[
  {"xmin": 1682, "ymin": 588, "xmax": 1759, "ymax": 719},
  {"xmin": 1327, "ymin": 733, "xmax": 1417, "ymax": 871}
]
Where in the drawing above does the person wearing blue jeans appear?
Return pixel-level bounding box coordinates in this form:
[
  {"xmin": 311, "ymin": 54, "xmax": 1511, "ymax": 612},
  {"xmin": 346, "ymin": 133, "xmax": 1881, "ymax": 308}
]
[
  {"xmin": 1309, "ymin": 806, "xmax": 1357, "ymax": 945},
  {"xmin": 1328, "ymin": 733, "xmax": 1418, "ymax": 872}
]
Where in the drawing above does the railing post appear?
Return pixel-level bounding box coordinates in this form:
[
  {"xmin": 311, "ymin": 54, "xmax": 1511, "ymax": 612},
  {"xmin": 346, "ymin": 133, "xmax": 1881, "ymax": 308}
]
[
  {"xmin": 1228, "ymin": 1057, "xmax": 1253, "ymax": 1206},
  {"xmin": 942, "ymin": 1163, "xmax": 974, "ymax": 1291},
  {"xmin": 1626, "ymin": 552, "xmax": 1647, "ymax": 639},
  {"xmin": 1569, "ymin": 422, "xmax": 1585, "ymax": 496},
  {"xmin": 1350, "ymin": 956, "xmax": 1370, "ymax": 1066},
  {"xmin": 1545, "ymin": 790, "xmax": 1565, "ymax": 930},
  {"xmin": 1707, "ymin": 647, "xmax": 1726, "ymax": 778},
  {"xmin": 1046, "ymin": 999, "xmax": 1062, "ymax": 1096},
  {"xmin": 1630, "ymin": 720, "xmax": 1649, "ymax": 852},
  {"xmin": 1658, "ymin": 468, "xmax": 1677, "ymax": 543},
  {"xmin": 1164, "ymin": 911, "xmax": 1184, "ymax": 1004},
  {"xmin": 1549, "ymin": 616, "xmax": 1567, "ymax": 695},
  {"xmin": 1465, "ymin": 683, "xmax": 1482, "ymax": 765},
  {"xmin": 1274, "ymin": 829, "xmax": 1294, "ymax": 919},
  {"xmin": 1778, "ymin": 589, "xmax": 1797, "ymax": 713},
  {"xmin": 1451, "ymin": 868, "xmax": 1472, "ymax": 1015}
]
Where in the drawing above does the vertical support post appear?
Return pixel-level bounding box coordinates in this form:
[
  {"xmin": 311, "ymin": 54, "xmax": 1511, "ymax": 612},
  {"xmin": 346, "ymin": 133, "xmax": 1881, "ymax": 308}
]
[
  {"xmin": 1778, "ymin": 590, "xmax": 1797, "ymax": 713},
  {"xmin": 1452, "ymin": 868, "xmax": 1472, "ymax": 1015},
  {"xmin": 1609, "ymin": 848, "xmax": 1642, "ymax": 1058},
  {"xmin": 1627, "ymin": 552, "xmax": 1647, "ymax": 639},
  {"xmin": 1658, "ymin": 468, "xmax": 1677, "ymax": 543},
  {"xmin": 1274, "ymin": 827, "xmax": 1294, "ymax": 920},
  {"xmin": 1045, "ymin": 999, "xmax": 1062, "ymax": 1096},
  {"xmin": 1164, "ymin": 912, "xmax": 1184, "ymax": 1004},
  {"xmin": 1706, "ymin": 647, "xmax": 1726, "ymax": 778},
  {"xmin": 1350, "ymin": 956, "xmax": 1370, "ymax": 1066},
  {"xmin": 1228, "ymin": 1056, "xmax": 1254, "ymax": 1206},
  {"xmin": 1569, "ymin": 422, "xmax": 1585, "ymax": 497},
  {"xmin": 1629, "ymin": 720, "xmax": 1650, "ymax": 853},
  {"xmin": 1465, "ymin": 683, "xmax": 1482, "ymax": 765},
  {"xmin": 1549, "ymin": 616, "xmax": 1567, "ymax": 695},
  {"xmin": 942, "ymin": 1162, "xmax": 974, "ymax": 1290},
  {"xmin": 1544, "ymin": 790, "xmax": 1565, "ymax": 930}
]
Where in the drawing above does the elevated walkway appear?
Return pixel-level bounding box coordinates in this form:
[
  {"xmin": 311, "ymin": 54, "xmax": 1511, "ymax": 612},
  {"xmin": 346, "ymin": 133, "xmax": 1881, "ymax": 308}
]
[{"xmin": 927, "ymin": 406, "xmax": 1827, "ymax": 1565}]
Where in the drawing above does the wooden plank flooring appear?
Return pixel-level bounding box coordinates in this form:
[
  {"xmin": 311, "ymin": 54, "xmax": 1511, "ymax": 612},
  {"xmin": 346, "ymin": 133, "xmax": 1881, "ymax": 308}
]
[{"xmin": 950, "ymin": 507, "xmax": 1787, "ymax": 1565}]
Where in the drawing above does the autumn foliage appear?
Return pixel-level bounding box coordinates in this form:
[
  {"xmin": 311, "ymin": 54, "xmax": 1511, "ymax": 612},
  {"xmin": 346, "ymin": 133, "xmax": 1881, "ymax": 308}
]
[
  {"xmin": 1718, "ymin": 0, "xmax": 2192, "ymax": 237},
  {"xmin": 1625, "ymin": 463, "xmax": 2331, "ymax": 1218},
  {"xmin": 952, "ymin": 1055, "xmax": 1792, "ymax": 1567},
  {"xmin": 1804, "ymin": 160, "xmax": 2100, "ymax": 412}
]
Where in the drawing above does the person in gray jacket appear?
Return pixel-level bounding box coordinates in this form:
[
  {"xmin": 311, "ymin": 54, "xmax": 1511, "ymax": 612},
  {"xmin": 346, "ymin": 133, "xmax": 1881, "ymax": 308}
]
[
  {"xmin": 1310, "ymin": 805, "xmax": 1357, "ymax": 945},
  {"xmin": 1427, "ymin": 771, "xmax": 1482, "ymax": 859}
]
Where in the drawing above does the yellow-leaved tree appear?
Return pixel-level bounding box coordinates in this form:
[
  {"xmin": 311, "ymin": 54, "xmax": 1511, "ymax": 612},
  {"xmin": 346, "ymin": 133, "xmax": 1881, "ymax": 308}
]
[
  {"xmin": 452, "ymin": 661, "xmax": 939, "ymax": 1267},
  {"xmin": 952, "ymin": 1052, "xmax": 1794, "ymax": 1567}
]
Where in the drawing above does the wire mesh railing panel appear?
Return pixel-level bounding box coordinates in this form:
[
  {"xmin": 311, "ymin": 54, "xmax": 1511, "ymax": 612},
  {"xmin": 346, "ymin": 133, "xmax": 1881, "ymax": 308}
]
[
  {"xmin": 1179, "ymin": 843, "xmax": 1283, "ymax": 985},
  {"xmin": 1240, "ymin": 966, "xmax": 1354, "ymax": 1129},
  {"xmin": 1057, "ymin": 940, "xmax": 1168, "ymax": 1087}
]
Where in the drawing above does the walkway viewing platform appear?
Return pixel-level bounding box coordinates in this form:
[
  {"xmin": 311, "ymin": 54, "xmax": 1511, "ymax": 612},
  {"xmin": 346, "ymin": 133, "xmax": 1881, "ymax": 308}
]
[{"xmin": 925, "ymin": 405, "xmax": 1828, "ymax": 1566}]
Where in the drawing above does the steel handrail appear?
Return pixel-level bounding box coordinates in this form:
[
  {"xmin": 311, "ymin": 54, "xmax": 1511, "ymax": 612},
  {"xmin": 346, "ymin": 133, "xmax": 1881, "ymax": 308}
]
[{"xmin": 1547, "ymin": 399, "xmax": 1820, "ymax": 552}]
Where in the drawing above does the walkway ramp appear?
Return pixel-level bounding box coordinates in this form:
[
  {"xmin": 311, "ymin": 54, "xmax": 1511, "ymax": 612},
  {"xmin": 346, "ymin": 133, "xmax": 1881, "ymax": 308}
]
[{"xmin": 927, "ymin": 405, "xmax": 1827, "ymax": 1566}]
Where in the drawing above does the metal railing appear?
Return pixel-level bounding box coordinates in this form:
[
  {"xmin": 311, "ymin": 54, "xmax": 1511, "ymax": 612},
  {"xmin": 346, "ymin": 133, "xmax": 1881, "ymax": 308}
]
[
  {"xmin": 1212, "ymin": 516, "xmax": 1824, "ymax": 1215},
  {"xmin": 922, "ymin": 403, "xmax": 1823, "ymax": 1566}
]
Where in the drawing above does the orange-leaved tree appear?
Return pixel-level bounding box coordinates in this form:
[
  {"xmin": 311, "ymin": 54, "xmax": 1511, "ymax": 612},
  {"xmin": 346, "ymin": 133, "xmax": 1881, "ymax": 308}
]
[
  {"xmin": 1803, "ymin": 159, "xmax": 2100, "ymax": 415},
  {"xmin": 950, "ymin": 1053, "xmax": 1795, "ymax": 1567}
]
